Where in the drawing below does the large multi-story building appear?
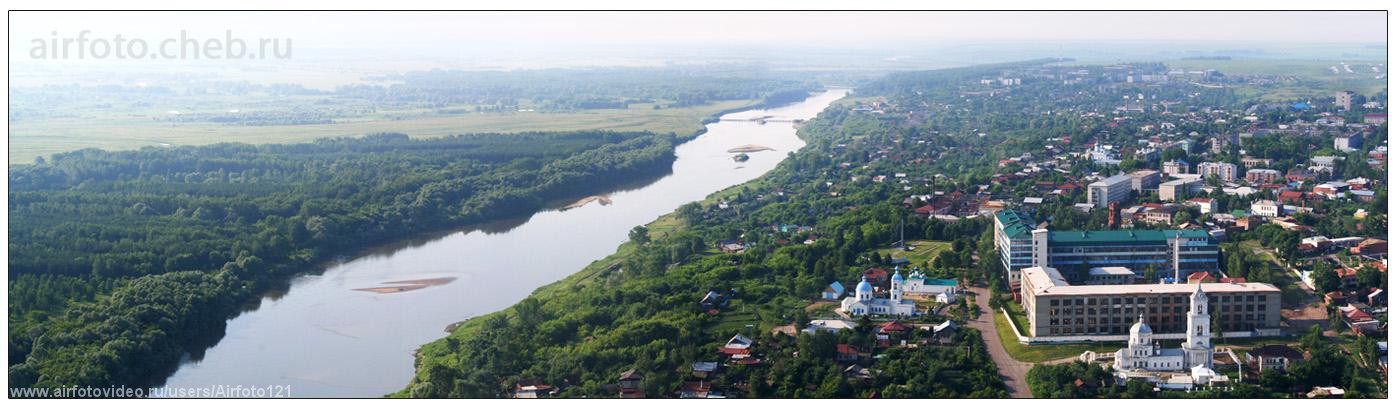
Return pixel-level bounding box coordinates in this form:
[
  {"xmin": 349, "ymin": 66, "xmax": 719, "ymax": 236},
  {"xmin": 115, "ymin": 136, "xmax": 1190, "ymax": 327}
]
[
  {"xmin": 1158, "ymin": 178, "xmax": 1202, "ymax": 202},
  {"xmin": 1019, "ymin": 266, "xmax": 1281, "ymax": 340},
  {"xmin": 1335, "ymin": 132, "xmax": 1362, "ymax": 152},
  {"xmin": 1129, "ymin": 170, "xmax": 1161, "ymax": 193},
  {"xmin": 1210, "ymin": 134, "xmax": 1239, "ymax": 154},
  {"xmin": 1336, "ymin": 91, "xmax": 1356, "ymax": 111},
  {"xmin": 1162, "ymin": 160, "xmax": 1190, "ymax": 175},
  {"xmin": 995, "ymin": 210, "xmax": 1220, "ymax": 288},
  {"xmin": 1088, "ymin": 174, "xmax": 1133, "ymax": 208},
  {"xmin": 1241, "ymin": 156, "xmax": 1274, "ymax": 169},
  {"xmin": 1245, "ymin": 169, "xmax": 1282, "ymax": 184},
  {"xmin": 995, "ymin": 210, "xmax": 1047, "ymax": 290},
  {"xmin": 1196, "ymin": 162, "xmax": 1237, "ymax": 182},
  {"xmin": 1045, "ymin": 229, "xmax": 1219, "ymax": 279}
]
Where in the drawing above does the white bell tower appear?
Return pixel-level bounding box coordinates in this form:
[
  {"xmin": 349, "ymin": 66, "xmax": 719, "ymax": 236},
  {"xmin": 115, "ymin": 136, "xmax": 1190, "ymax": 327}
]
[
  {"xmin": 890, "ymin": 272, "xmax": 904, "ymax": 302},
  {"xmin": 1182, "ymin": 282, "xmax": 1213, "ymax": 368}
]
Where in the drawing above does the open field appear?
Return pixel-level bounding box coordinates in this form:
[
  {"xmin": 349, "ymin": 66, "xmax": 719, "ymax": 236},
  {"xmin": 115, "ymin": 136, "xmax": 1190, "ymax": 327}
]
[
  {"xmin": 877, "ymin": 240, "xmax": 953, "ymax": 266},
  {"xmin": 8, "ymin": 99, "xmax": 756, "ymax": 163},
  {"xmin": 1166, "ymin": 59, "xmax": 1387, "ymax": 101},
  {"xmin": 1052, "ymin": 58, "xmax": 1387, "ymax": 102},
  {"xmin": 1165, "ymin": 59, "xmax": 1384, "ymax": 78}
]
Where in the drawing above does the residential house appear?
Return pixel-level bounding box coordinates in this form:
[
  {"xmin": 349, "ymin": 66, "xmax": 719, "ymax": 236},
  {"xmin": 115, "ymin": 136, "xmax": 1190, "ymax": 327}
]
[
  {"xmin": 1251, "ymin": 200, "xmax": 1281, "ymax": 218},
  {"xmin": 700, "ymin": 290, "xmax": 731, "ymax": 314},
  {"xmin": 803, "ymin": 319, "xmax": 855, "ymax": 335},
  {"xmin": 618, "ymin": 369, "xmax": 645, "ymax": 398},
  {"xmin": 691, "ymin": 362, "xmax": 719, "ymax": 379},
  {"xmin": 1353, "ymin": 239, "xmax": 1387, "ymax": 256},
  {"xmin": 513, "ymin": 379, "xmax": 557, "ymax": 399},
  {"xmin": 677, "ymin": 381, "xmax": 713, "ymax": 398},
  {"xmin": 1245, "ymin": 169, "xmax": 1282, "ymax": 184},
  {"xmin": 822, "ymin": 281, "xmax": 845, "ymax": 300},
  {"xmin": 835, "ymin": 344, "xmax": 864, "ymax": 363},
  {"xmin": 1247, "ymin": 345, "xmax": 1305, "ymax": 372}
]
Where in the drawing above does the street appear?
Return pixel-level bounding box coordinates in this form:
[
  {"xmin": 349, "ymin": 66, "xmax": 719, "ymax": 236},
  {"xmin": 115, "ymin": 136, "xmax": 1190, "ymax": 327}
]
[{"xmin": 966, "ymin": 286, "xmax": 1033, "ymax": 398}]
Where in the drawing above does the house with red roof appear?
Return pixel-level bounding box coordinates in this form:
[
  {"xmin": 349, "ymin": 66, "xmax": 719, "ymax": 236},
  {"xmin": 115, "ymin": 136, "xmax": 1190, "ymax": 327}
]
[
  {"xmin": 1352, "ymin": 239, "xmax": 1387, "ymax": 256},
  {"xmin": 1278, "ymin": 190, "xmax": 1306, "ymax": 204},
  {"xmin": 835, "ymin": 344, "xmax": 864, "ymax": 363},
  {"xmin": 1341, "ymin": 307, "xmax": 1381, "ymax": 335},
  {"xmin": 676, "ymin": 380, "xmax": 712, "ymax": 398},
  {"xmin": 1186, "ymin": 271, "xmax": 1216, "ymax": 283},
  {"xmin": 863, "ymin": 268, "xmax": 889, "ymax": 285},
  {"xmin": 875, "ymin": 321, "xmax": 911, "ymax": 348}
]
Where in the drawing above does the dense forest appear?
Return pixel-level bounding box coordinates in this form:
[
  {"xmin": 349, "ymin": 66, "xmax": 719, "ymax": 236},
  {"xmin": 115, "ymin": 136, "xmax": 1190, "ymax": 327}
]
[{"xmin": 8, "ymin": 130, "xmax": 692, "ymax": 388}]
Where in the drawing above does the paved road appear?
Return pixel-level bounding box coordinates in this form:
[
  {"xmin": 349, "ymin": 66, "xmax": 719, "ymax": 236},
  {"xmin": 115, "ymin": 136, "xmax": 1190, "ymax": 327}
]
[{"xmin": 966, "ymin": 286, "xmax": 1033, "ymax": 398}]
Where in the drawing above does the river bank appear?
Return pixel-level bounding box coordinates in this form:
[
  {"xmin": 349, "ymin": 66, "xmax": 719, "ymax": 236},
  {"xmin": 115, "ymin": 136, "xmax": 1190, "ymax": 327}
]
[{"xmin": 159, "ymin": 89, "xmax": 850, "ymax": 397}]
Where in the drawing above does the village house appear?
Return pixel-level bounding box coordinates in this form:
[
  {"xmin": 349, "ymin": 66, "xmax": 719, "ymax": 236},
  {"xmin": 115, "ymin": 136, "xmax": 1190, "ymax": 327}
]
[
  {"xmin": 821, "ymin": 281, "xmax": 845, "ymax": 300},
  {"xmin": 676, "ymin": 380, "xmax": 714, "ymax": 398},
  {"xmin": 617, "ymin": 369, "xmax": 645, "ymax": 398},
  {"xmin": 804, "ymin": 319, "xmax": 855, "ymax": 335},
  {"xmin": 512, "ymin": 379, "xmax": 557, "ymax": 399},
  {"xmin": 1352, "ymin": 239, "xmax": 1387, "ymax": 256},
  {"xmin": 1245, "ymin": 345, "xmax": 1305, "ymax": 373},
  {"xmin": 835, "ymin": 344, "xmax": 864, "ymax": 363}
]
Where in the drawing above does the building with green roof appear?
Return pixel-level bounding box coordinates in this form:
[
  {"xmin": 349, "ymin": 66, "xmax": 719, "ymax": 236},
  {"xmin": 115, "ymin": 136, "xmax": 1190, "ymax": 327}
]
[{"xmin": 994, "ymin": 210, "xmax": 1219, "ymax": 289}]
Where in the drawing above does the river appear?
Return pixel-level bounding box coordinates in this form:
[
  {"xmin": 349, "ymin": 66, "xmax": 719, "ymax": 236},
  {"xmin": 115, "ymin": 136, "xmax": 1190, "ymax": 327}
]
[{"xmin": 158, "ymin": 89, "xmax": 849, "ymax": 397}]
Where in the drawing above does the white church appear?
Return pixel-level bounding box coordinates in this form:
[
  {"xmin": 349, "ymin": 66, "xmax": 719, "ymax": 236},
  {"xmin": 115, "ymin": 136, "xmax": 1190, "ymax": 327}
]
[
  {"xmin": 1111, "ymin": 283, "xmax": 1223, "ymax": 387},
  {"xmin": 840, "ymin": 271, "xmax": 917, "ymax": 316}
]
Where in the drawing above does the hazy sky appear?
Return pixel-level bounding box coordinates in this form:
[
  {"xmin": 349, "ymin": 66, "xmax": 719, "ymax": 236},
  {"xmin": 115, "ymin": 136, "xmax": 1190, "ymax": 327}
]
[
  {"xmin": 9, "ymin": 10, "xmax": 1387, "ymax": 87},
  {"xmin": 11, "ymin": 11, "xmax": 1387, "ymax": 52}
]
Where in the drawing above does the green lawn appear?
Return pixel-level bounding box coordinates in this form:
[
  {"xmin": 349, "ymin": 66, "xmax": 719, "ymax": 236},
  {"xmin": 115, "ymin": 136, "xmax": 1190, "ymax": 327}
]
[
  {"xmin": 1002, "ymin": 301, "xmax": 1033, "ymax": 335},
  {"xmin": 878, "ymin": 240, "xmax": 953, "ymax": 267},
  {"xmin": 993, "ymin": 303, "xmax": 1118, "ymax": 363}
]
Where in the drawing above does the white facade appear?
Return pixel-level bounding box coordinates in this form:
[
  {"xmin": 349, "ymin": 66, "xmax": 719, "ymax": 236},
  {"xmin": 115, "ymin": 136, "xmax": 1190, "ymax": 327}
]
[
  {"xmin": 1113, "ymin": 283, "xmax": 1214, "ymax": 372},
  {"xmin": 1162, "ymin": 160, "xmax": 1190, "ymax": 175},
  {"xmin": 899, "ymin": 270, "xmax": 960, "ymax": 297},
  {"xmin": 841, "ymin": 273, "xmax": 917, "ymax": 316},
  {"xmin": 1158, "ymin": 178, "xmax": 1201, "ymax": 202},
  {"xmin": 1197, "ymin": 162, "xmax": 1238, "ymax": 182},
  {"xmin": 1088, "ymin": 174, "xmax": 1133, "ymax": 208},
  {"xmin": 1251, "ymin": 200, "xmax": 1280, "ymax": 218}
]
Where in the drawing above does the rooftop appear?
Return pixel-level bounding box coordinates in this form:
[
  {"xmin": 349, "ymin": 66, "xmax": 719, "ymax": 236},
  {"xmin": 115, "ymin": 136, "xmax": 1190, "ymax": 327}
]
[
  {"xmin": 995, "ymin": 209, "xmax": 1039, "ymax": 238},
  {"xmin": 1089, "ymin": 267, "xmax": 1135, "ymax": 276},
  {"xmin": 1090, "ymin": 174, "xmax": 1133, "ymax": 187},
  {"xmin": 1048, "ymin": 229, "xmax": 1209, "ymax": 245},
  {"xmin": 1022, "ymin": 266, "xmax": 1279, "ymax": 296}
]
